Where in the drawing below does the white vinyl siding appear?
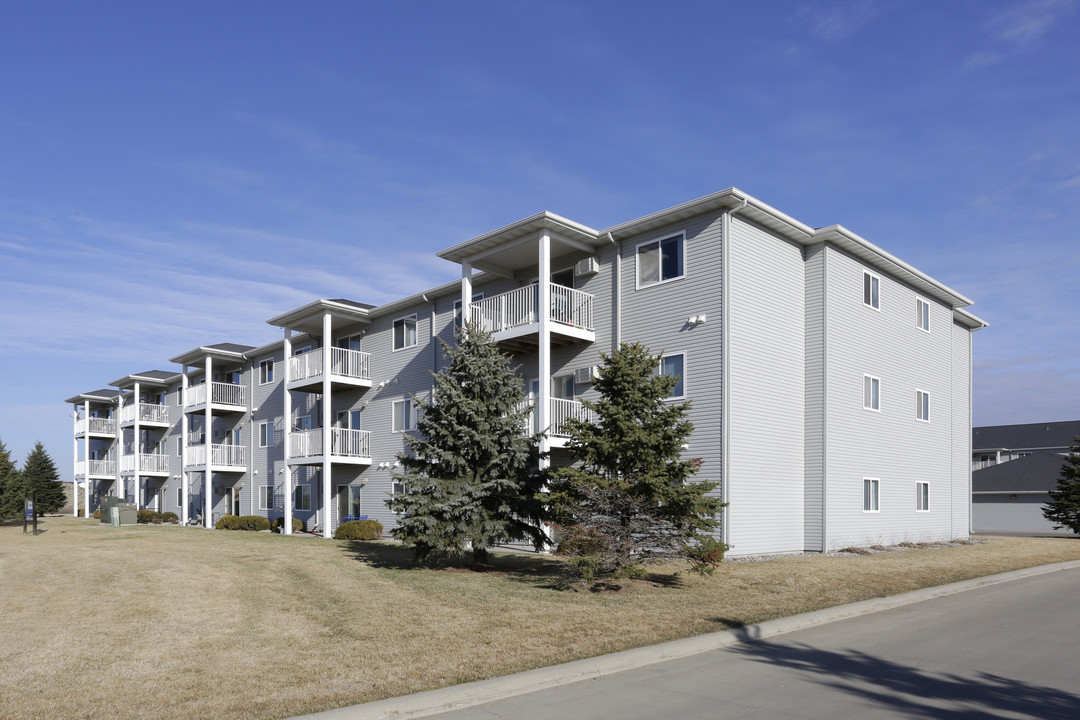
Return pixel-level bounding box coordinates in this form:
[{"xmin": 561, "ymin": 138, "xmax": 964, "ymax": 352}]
[
  {"xmin": 636, "ymin": 233, "xmax": 684, "ymax": 288},
  {"xmin": 863, "ymin": 375, "xmax": 880, "ymax": 411},
  {"xmin": 863, "ymin": 271, "xmax": 880, "ymax": 310},
  {"xmin": 393, "ymin": 315, "xmax": 417, "ymax": 350},
  {"xmin": 863, "ymin": 478, "xmax": 880, "ymax": 512},
  {"xmin": 916, "ymin": 481, "xmax": 929, "ymax": 512}
]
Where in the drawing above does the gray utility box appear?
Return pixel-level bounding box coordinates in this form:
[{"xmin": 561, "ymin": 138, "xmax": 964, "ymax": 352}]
[{"xmin": 99, "ymin": 496, "xmax": 138, "ymax": 526}]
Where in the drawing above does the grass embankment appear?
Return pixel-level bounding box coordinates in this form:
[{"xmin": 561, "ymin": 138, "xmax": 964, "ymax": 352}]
[{"xmin": 1, "ymin": 516, "xmax": 1077, "ymax": 720}]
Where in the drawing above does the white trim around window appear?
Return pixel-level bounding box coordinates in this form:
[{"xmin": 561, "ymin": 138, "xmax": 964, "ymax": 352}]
[
  {"xmin": 916, "ymin": 481, "xmax": 929, "ymax": 512},
  {"xmin": 916, "ymin": 389, "xmax": 930, "ymax": 422},
  {"xmin": 863, "ymin": 374, "xmax": 881, "ymax": 412},
  {"xmin": 863, "ymin": 271, "xmax": 880, "ymax": 310},
  {"xmin": 259, "ymin": 421, "xmax": 275, "ymax": 447},
  {"xmin": 393, "ymin": 314, "xmax": 418, "ymax": 351},
  {"xmin": 916, "ymin": 297, "xmax": 930, "ymax": 332},
  {"xmin": 259, "ymin": 485, "xmax": 275, "ymax": 511},
  {"xmin": 392, "ymin": 398, "xmax": 417, "ymax": 432},
  {"xmin": 176, "ymin": 437, "xmax": 182, "ymax": 456},
  {"xmin": 294, "ymin": 484, "xmax": 311, "ymax": 511},
  {"xmin": 863, "ymin": 477, "xmax": 880, "ymax": 513},
  {"xmin": 259, "ymin": 359, "xmax": 275, "ymax": 385},
  {"xmin": 176, "ymin": 487, "xmax": 182, "ymax": 507},
  {"xmin": 658, "ymin": 352, "xmax": 686, "ymax": 400},
  {"xmin": 635, "ymin": 232, "xmax": 685, "ymax": 289}
]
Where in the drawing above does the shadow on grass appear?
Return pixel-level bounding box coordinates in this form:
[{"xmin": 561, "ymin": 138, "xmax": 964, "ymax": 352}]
[{"xmin": 731, "ymin": 640, "xmax": 1080, "ymax": 719}]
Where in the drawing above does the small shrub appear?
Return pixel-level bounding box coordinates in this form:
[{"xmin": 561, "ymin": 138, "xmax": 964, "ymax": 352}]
[
  {"xmin": 92, "ymin": 509, "xmax": 101, "ymax": 520},
  {"xmin": 273, "ymin": 517, "xmax": 305, "ymax": 533},
  {"xmin": 686, "ymin": 536, "xmax": 729, "ymax": 576},
  {"xmin": 137, "ymin": 510, "xmax": 162, "ymax": 525},
  {"xmin": 569, "ymin": 556, "xmax": 600, "ymax": 584},
  {"xmin": 554, "ymin": 525, "xmax": 608, "ymax": 557},
  {"xmin": 238, "ymin": 515, "xmax": 271, "ymax": 531},
  {"xmin": 334, "ymin": 519, "xmax": 384, "ymax": 541},
  {"xmin": 161, "ymin": 511, "xmax": 179, "ymax": 524},
  {"xmin": 839, "ymin": 546, "xmax": 871, "ymax": 555},
  {"xmin": 215, "ymin": 514, "xmax": 241, "ymax": 530}
]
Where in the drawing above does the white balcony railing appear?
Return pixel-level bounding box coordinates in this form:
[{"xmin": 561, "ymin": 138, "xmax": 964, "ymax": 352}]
[
  {"xmin": 77, "ymin": 417, "xmax": 117, "ymax": 435},
  {"xmin": 549, "ymin": 398, "xmax": 595, "ymax": 437},
  {"xmin": 289, "ymin": 427, "xmax": 371, "ymax": 459},
  {"xmin": 120, "ymin": 404, "xmax": 169, "ymax": 424},
  {"xmin": 122, "ymin": 453, "xmax": 170, "ymax": 474},
  {"xmin": 469, "ymin": 283, "xmax": 594, "ymax": 335},
  {"xmin": 85, "ymin": 460, "xmax": 116, "ymax": 477},
  {"xmin": 184, "ymin": 382, "xmax": 246, "ymax": 408},
  {"xmin": 289, "ymin": 347, "xmax": 372, "ymax": 384},
  {"xmin": 185, "ymin": 444, "xmax": 246, "ymax": 468}
]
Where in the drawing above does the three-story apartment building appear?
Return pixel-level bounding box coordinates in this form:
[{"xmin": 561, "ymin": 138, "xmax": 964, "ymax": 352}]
[{"xmin": 67, "ymin": 188, "xmax": 986, "ymax": 554}]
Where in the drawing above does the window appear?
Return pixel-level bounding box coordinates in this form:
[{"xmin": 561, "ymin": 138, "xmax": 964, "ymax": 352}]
[
  {"xmin": 295, "ymin": 415, "xmax": 312, "ymax": 431},
  {"xmin": 176, "ymin": 437, "xmax": 182, "ymax": 456},
  {"xmin": 294, "ymin": 485, "xmax": 311, "ymax": 511},
  {"xmin": 863, "ymin": 271, "xmax": 880, "ymax": 309},
  {"xmin": 863, "ymin": 375, "xmax": 880, "ymax": 411},
  {"xmin": 337, "ymin": 409, "xmax": 362, "ymax": 429},
  {"xmin": 863, "ymin": 478, "xmax": 880, "ymax": 512},
  {"xmin": 259, "ymin": 486, "xmax": 275, "ymax": 511},
  {"xmin": 259, "ymin": 421, "xmax": 274, "ymax": 447},
  {"xmin": 637, "ymin": 234, "xmax": 684, "ymax": 287},
  {"xmin": 659, "ymin": 354, "xmax": 686, "ymax": 399},
  {"xmin": 393, "ymin": 315, "xmax": 417, "ymax": 350},
  {"xmin": 551, "ymin": 374, "xmax": 575, "ymax": 400},
  {"xmin": 916, "ymin": 482, "xmax": 929, "ymax": 512},
  {"xmin": 176, "ymin": 487, "xmax": 182, "ymax": 507},
  {"xmin": 337, "ymin": 335, "xmax": 363, "ymax": 352},
  {"xmin": 293, "ymin": 345, "xmax": 311, "ymax": 356},
  {"xmin": 916, "ymin": 390, "xmax": 929, "ymax": 422},
  {"xmin": 392, "ymin": 399, "xmax": 416, "ymax": 432},
  {"xmin": 259, "ymin": 359, "xmax": 274, "ymax": 384},
  {"xmin": 453, "ymin": 293, "xmax": 484, "ymax": 329},
  {"xmin": 177, "ymin": 388, "xmax": 184, "ymax": 405},
  {"xmin": 916, "ymin": 298, "xmax": 930, "ymax": 332}
]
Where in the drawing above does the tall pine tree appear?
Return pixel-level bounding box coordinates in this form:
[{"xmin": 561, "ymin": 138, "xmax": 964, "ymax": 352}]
[
  {"xmin": 0, "ymin": 438, "xmax": 22, "ymax": 523},
  {"xmin": 1043, "ymin": 436, "xmax": 1080, "ymax": 535},
  {"xmin": 386, "ymin": 323, "xmax": 547, "ymax": 564},
  {"xmin": 548, "ymin": 342, "xmax": 726, "ymax": 576},
  {"xmin": 20, "ymin": 442, "xmax": 66, "ymax": 516}
]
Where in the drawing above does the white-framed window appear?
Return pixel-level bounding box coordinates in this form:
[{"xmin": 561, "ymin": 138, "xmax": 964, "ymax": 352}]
[
  {"xmin": 259, "ymin": 485, "xmax": 275, "ymax": 511},
  {"xmin": 453, "ymin": 293, "xmax": 484, "ymax": 329},
  {"xmin": 916, "ymin": 389, "xmax": 930, "ymax": 422},
  {"xmin": 658, "ymin": 353, "xmax": 686, "ymax": 399},
  {"xmin": 259, "ymin": 359, "xmax": 274, "ymax": 384},
  {"xmin": 393, "ymin": 315, "xmax": 418, "ymax": 350},
  {"xmin": 337, "ymin": 409, "xmax": 362, "ymax": 430},
  {"xmin": 177, "ymin": 388, "xmax": 184, "ymax": 405},
  {"xmin": 863, "ymin": 375, "xmax": 880, "ymax": 411},
  {"xmin": 259, "ymin": 421, "xmax": 274, "ymax": 447},
  {"xmin": 392, "ymin": 398, "xmax": 417, "ymax": 432},
  {"xmin": 176, "ymin": 437, "xmax": 182, "ymax": 456},
  {"xmin": 337, "ymin": 334, "xmax": 363, "ymax": 352},
  {"xmin": 636, "ymin": 233, "xmax": 685, "ymax": 288},
  {"xmin": 863, "ymin": 271, "xmax": 880, "ymax": 310},
  {"xmin": 916, "ymin": 481, "xmax": 929, "ymax": 512},
  {"xmin": 916, "ymin": 298, "xmax": 930, "ymax": 332},
  {"xmin": 863, "ymin": 478, "xmax": 880, "ymax": 513},
  {"xmin": 294, "ymin": 484, "xmax": 311, "ymax": 511},
  {"xmin": 176, "ymin": 487, "xmax": 182, "ymax": 507}
]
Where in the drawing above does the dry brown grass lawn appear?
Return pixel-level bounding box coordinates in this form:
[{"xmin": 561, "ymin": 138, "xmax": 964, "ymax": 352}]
[{"xmin": 2, "ymin": 516, "xmax": 1078, "ymax": 720}]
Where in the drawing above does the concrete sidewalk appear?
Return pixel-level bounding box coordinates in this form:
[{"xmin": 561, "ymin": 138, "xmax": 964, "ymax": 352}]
[{"xmin": 291, "ymin": 560, "xmax": 1080, "ymax": 720}]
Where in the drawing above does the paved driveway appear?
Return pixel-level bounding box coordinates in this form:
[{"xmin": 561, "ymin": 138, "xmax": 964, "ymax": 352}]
[{"xmin": 431, "ymin": 567, "xmax": 1080, "ymax": 719}]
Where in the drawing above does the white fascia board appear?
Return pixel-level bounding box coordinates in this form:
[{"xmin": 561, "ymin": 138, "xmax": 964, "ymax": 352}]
[{"xmin": 265, "ymin": 299, "xmax": 372, "ymax": 329}]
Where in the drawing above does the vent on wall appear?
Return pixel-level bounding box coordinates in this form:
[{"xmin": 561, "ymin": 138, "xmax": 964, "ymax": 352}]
[{"xmin": 575, "ymin": 257, "xmax": 599, "ymax": 277}]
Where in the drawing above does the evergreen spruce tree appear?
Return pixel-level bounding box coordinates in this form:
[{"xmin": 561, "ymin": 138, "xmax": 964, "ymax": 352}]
[
  {"xmin": 20, "ymin": 442, "xmax": 66, "ymax": 516},
  {"xmin": 1043, "ymin": 436, "xmax": 1080, "ymax": 535},
  {"xmin": 386, "ymin": 323, "xmax": 547, "ymax": 564},
  {"xmin": 0, "ymin": 438, "xmax": 22, "ymax": 523},
  {"xmin": 548, "ymin": 342, "xmax": 726, "ymax": 577}
]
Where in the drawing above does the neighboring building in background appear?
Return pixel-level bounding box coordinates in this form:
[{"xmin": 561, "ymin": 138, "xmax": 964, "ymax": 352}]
[
  {"xmin": 972, "ymin": 420, "xmax": 1080, "ymax": 535},
  {"xmin": 66, "ymin": 188, "xmax": 986, "ymax": 553}
]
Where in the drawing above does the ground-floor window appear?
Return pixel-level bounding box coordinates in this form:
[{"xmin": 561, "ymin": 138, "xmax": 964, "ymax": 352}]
[
  {"xmin": 863, "ymin": 478, "xmax": 880, "ymax": 512},
  {"xmin": 295, "ymin": 484, "xmax": 311, "ymax": 511},
  {"xmin": 916, "ymin": 481, "xmax": 929, "ymax": 512},
  {"xmin": 259, "ymin": 485, "xmax": 275, "ymax": 511}
]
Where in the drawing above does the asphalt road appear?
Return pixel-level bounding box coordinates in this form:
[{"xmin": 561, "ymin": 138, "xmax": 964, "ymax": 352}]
[{"xmin": 429, "ymin": 567, "xmax": 1080, "ymax": 719}]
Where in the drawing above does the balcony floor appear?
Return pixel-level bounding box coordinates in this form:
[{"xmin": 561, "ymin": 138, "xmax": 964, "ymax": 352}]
[
  {"xmin": 286, "ymin": 454, "xmax": 372, "ymax": 466},
  {"xmin": 286, "ymin": 376, "xmax": 373, "ymax": 394}
]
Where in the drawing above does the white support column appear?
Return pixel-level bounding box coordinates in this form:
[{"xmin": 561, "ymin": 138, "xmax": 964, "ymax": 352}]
[
  {"xmin": 283, "ymin": 330, "xmax": 293, "ymax": 535},
  {"xmin": 537, "ymin": 233, "xmax": 552, "ymax": 470},
  {"xmin": 461, "ymin": 261, "xmax": 473, "ymax": 329},
  {"xmin": 181, "ymin": 367, "xmax": 189, "ymax": 525},
  {"xmin": 72, "ymin": 403, "xmax": 79, "ymax": 517},
  {"xmin": 322, "ymin": 312, "xmax": 333, "ymax": 539},
  {"xmin": 133, "ymin": 381, "xmax": 142, "ymax": 509},
  {"xmin": 114, "ymin": 396, "xmax": 123, "ymax": 500},
  {"xmin": 204, "ymin": 356, "xmax": 213, "ymax": 529},
  {"xmin": 83, "ymin": 398, "xmax": 91, "ymax": 519}
]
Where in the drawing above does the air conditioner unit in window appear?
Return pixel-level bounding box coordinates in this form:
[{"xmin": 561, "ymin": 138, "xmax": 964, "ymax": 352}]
[
  {"xmin": 573, "ymin": 366, "xmax": 598, "ymax": 385},
  {"xmin": 574, "ymin": 257, "xmax": 599, "ymax": 277}
]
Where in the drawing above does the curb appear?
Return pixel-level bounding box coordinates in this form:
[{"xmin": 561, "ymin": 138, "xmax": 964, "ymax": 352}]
[{"xmin": 293, "ymin": 560, "xmax": 1080, "ymax": 720}]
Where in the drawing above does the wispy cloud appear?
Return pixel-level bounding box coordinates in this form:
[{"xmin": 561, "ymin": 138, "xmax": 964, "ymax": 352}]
[
  {"xmin": 964, "ymin": 0, "xmax": 1076, "ymax": 69},
  {"xmin": 793, "ymin": 0, "xmax": 890, "ymax": 42}
]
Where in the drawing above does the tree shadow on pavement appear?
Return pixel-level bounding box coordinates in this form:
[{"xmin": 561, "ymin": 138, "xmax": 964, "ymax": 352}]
[{"xmin": 729, "ymin": 639, "xmax": 1080, "ymax": 719}]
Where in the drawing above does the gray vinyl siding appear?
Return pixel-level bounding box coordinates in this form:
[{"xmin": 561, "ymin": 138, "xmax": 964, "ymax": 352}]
[
  {"xmin": 618, "ymin": 212, "xmax": 725, "ymax": 534},
  {"xmin": 727, "ymin": 216, "xmax": 805, "ymax": 555},
  {"xmin": 803, "ymin": 243, "xmax": 826, "ymax": 552},
  {"xmin": 973, "ymin": 494, "xmax": 1058, "ymax": 534},
  {"xmin": 822, "ymin": 245, "xmax": 960, "ymax": 549},
  {"xmin": 951, "ymin": 322, "xmax": 973, "ymax": 537},
  {"xmin": 252, "ymin": 350, "xmax": 285, "ymax": 522}
]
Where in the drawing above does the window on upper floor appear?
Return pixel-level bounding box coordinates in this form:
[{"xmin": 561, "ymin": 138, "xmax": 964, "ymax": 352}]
[
  {"xmin": 637, "ymin": 234, "xmax": 684, "ymax": 288},
  {"xmin": 916, "ymin": 390, "xmax": 929, "ymax": 422},
  {"xmin": 658, "ymin": 353, "xmax": 686, "ymax": 399},
  {"xmin": 916, "ymin": 298, "xmax": 930, "ymax": 332},
  {"xmin": 454, "ymin": 293, "xmax": 485, "ymax": 329},
  {"xmin": 259, "ymin": 421, "xmax": 275, "ymax": 447},
  {"xmin": 863, "ymin": 478, "xmax": 880, "ymax": 513},
  {"xmin": 393, "ymin": 315, "xmax": 418, "ymax": 350},
  {"xmin": 916, "ymin": 481, "xmax": 929, "ymax": 512},
  {"xmin": 863, "ymin": 375, "xmax": 880, "ymax": 411},
  {"xmin": 863, "ymin": 271, "xmax": 880, "ymax": 310},
  {"xmin": 392, "ymin": 398, "xmax": 417, "ymax": 432},
  {"xmin": 259, "ymin": 359, "xmax": 274, "ymax": 385}
]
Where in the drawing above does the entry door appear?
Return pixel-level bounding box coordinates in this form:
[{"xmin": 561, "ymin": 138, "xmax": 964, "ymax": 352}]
[
  {"xmin": 227, "ymin": 488, "xmax": 240, "ymax": 516},
  {"xmin": 337, "ymin": 485, "xmax": 362, "ymax": 521}
]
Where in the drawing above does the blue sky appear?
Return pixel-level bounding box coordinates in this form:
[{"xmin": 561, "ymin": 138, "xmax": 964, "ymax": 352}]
[{"xmin": 1, "ymin": 0, "xmax": 1078, "ymax": 480}]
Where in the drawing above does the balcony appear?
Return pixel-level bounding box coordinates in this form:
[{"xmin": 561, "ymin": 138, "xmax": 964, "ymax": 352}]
[
  {"xmin": 120, "ymin": 403, "xmax": 169, "ymax": 427},
  {"xmin": 526, "ymin": 398, "xmax": 595, "ymax": 448},
  {"xmin": 76, "ymin": 417, "xmax": 117, "ymax": 437},
  {"xmin": 184, "ymin": 444, "xmax": 247, "ymax": 471},
  {"xmin": 121, "ymin": 453, "xmax": 170, "ymax": 476},
  {"xmin": 76, "ymin": 460, "xmax": 117, "ymax": 478},
  {"xmin": 287, "ymin": 347, "xmax": 372, "ymax": 393},
  {"xmin": 469, "ymin": 283, "xmax": 594, "ymax": 350},
  {"xmin": 288, "ymin": 427, "xmax": 372, "ymax": 465},
  {"xmin": 184, "ymin": 382, "xmax": 247, "ymax": 414}
]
